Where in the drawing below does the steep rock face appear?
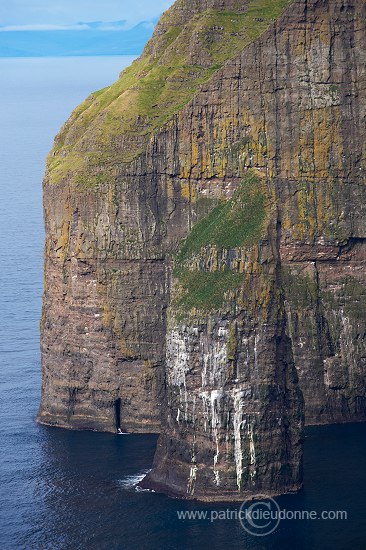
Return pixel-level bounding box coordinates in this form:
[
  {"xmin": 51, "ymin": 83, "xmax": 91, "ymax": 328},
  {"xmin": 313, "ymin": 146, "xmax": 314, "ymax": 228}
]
[
  {"xmin": 39, "ymin": 0, "xmax": 296, "ymax": 433},
  {"xmin": 39, "ymin": 0, "xmax": 366, "ymax": 500},
  {"xmin": 144, "ymin": 210, "xmax": 304, "ymax": 500}
]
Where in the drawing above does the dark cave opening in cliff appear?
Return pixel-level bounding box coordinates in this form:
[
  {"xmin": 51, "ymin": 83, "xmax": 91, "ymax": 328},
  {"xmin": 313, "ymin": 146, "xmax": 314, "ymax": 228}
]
[{"xmin": 115, "ymin": 398, "xmax": 121, "ymax": 431}]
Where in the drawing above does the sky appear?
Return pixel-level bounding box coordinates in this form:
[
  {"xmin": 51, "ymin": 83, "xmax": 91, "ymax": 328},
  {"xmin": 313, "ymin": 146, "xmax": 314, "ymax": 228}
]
[{"xmin": 0, "ymin": 0, "xmax": 175, "ymax": 31}]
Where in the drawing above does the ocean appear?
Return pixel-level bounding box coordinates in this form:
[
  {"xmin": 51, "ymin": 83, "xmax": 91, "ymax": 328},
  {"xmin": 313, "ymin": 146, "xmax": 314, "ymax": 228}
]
[{"xmin": 0, "ymin": 56, "xmax": 365, "ymax": 550}]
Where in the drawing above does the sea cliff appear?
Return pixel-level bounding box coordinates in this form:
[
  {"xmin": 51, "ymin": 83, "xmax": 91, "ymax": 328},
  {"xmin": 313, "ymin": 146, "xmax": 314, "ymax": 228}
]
[{"xmin": 39, "ymin": 0, "xmax": 366, "ymax": 500}]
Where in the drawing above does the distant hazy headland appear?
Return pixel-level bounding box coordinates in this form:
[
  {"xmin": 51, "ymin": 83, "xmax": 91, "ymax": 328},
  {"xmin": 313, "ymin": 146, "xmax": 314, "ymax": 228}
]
[{"xmin": 0, "ymin": 20, "xmax": 156, "ymax": 57}]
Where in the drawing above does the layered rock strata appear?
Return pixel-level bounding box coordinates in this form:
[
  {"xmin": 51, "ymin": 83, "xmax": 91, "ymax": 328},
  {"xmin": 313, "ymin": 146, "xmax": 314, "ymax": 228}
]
[{"xmin": 39, "ymin": 0, "xmax": 366, "ymax": 500}]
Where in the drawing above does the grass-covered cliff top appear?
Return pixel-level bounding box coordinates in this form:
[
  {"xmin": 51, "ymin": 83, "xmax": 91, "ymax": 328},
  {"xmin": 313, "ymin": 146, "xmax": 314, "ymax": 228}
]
[{"xmin": 47, "ymin": 0, "xmax": 293, "ymax": 186}]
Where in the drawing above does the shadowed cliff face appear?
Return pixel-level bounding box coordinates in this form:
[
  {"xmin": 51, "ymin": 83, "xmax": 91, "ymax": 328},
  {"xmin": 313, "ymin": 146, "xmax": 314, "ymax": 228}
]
[{"xmin": 39, "ymin": 0, "xmax": 366, "ymax": 500}]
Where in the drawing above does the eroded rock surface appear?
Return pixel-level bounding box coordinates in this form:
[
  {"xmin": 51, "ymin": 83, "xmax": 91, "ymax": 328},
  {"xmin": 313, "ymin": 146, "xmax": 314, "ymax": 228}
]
[{"xmin": 39, "ymin": 0, "xmax": 366, "ymax": 500}]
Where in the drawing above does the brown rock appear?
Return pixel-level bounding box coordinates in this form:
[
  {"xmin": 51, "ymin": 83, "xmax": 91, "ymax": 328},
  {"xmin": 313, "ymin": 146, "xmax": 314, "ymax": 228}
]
[{"xmin": 39, "ymin": 0, "xmax": 366, "ymax": 500}]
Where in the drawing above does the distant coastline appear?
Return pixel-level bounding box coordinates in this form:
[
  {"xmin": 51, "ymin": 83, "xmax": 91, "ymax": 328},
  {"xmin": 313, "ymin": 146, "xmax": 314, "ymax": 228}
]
[
  {"xmin": 0, "ymin": 52, "xmax": 143, "ymax": 58},
  {"xmin": 0, "ymin": 22, "xmax": 156, "ymax": 57}
]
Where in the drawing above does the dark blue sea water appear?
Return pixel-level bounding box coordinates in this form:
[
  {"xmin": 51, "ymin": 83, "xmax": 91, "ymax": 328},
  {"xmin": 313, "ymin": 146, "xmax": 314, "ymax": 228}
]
[{"xmin": 0, "ymin": 56, "xmax": 366, "ymax": 550}]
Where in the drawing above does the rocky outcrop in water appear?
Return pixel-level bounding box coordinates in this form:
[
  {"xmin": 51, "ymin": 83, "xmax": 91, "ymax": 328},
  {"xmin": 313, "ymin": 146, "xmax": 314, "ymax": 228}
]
[{"xmin": 39, "ymin": 0, "xmax": 366, "ymax": 500}]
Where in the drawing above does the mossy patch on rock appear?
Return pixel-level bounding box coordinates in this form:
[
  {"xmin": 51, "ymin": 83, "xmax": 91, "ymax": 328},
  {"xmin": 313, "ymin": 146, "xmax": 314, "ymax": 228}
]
[
  {"xmin": 172, "ymin": 269, "xmax": 244, "ymax": 311},
  {"xmin": 172, "ymin": 170, "xmax": 269, "ymax": 313},
  {"xmin": 177, "ymin": 171, "xmax": 266, "ymax": 264}
]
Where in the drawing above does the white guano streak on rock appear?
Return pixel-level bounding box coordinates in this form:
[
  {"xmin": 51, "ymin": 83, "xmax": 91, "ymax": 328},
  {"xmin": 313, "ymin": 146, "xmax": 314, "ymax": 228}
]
[
  {"xmin": 199, "ymin": 328, "xmax": 228, "ymax": 486},
  {"xmin": 202, "ymin": 332, "xmax": 228, "ymax": 389},
  {"xmin": 233, "ymin": 389, "xmax": 245, "ymax": 491},
  {"xmin": 170, "ymin": 325, "xmax": 229, "ymax": 487},
  {"xmin": 339, "ymin": 308, "xmax": 357, "ymax": 373},
  {"xmin": 211, "ymin": 389, "xmax": 223, "ymax": 487},
  {"xmin": 187, "ymin": 465, "xmax": 197, "ymax": 495},
  {"xmin": 248, "ymin": 421, "xmax": 257, "ymax": 481},
  {"xmin": 166, "ymin": 329, "xmax": 191, "ymax": 423},
  {"xmin": 199, "ymin": 389, "xmax": 224, "ymax": 486},
  {"xmin": 187, "ymin": 435, "xmax": 197, "ymax": 495}
]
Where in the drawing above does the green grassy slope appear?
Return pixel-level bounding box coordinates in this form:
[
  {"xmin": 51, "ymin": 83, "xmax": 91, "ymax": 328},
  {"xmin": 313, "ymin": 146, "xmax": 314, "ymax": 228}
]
[{"xmin": 47, "ymin": 0, "xmax": 294, "ymax": 186}]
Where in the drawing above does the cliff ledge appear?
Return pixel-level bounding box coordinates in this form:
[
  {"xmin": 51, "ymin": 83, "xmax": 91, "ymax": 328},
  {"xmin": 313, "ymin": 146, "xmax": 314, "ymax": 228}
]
[{"xmin": 39, "ymin": 0, "xmax": 366, "ymax": 501}]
